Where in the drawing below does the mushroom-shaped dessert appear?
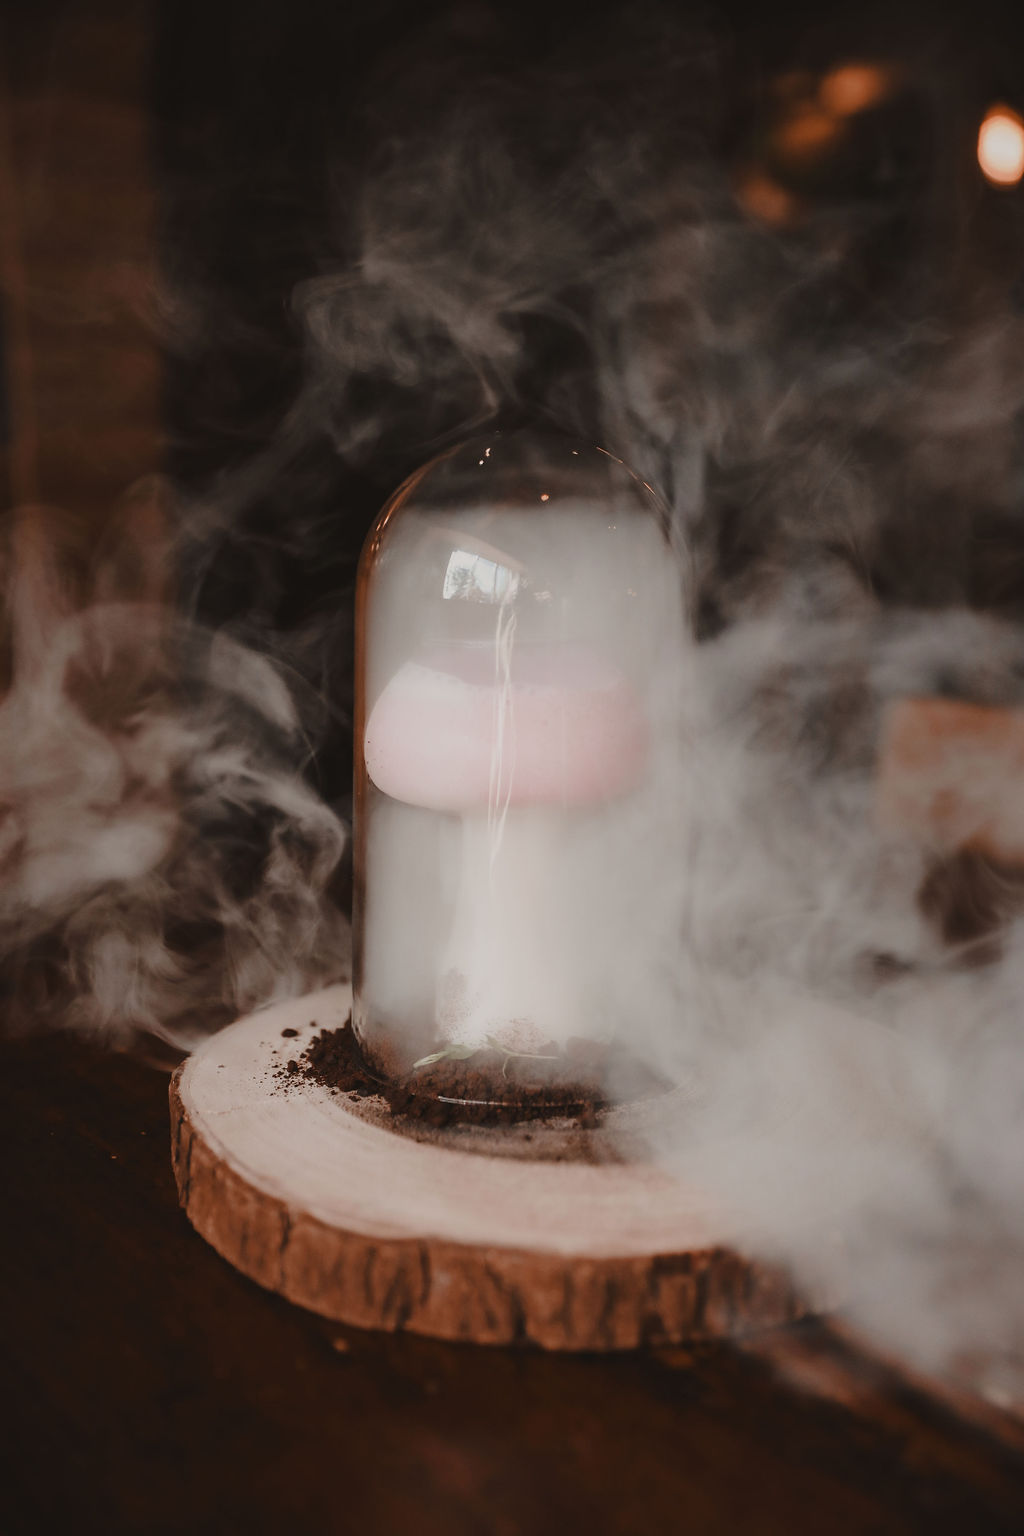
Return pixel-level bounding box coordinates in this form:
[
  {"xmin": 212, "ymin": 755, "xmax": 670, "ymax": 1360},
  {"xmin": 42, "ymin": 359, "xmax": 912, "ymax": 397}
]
[{"xmin": 364, "ymin": 639, "xmax": 648, "ymax": 1052}]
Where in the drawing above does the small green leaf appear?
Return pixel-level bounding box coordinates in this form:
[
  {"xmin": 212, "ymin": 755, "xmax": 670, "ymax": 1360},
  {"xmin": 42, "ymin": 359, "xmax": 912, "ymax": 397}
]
[
  {"xmin": 411, "ymin": 1051, "xmax": 449, "ymax": 1069},
  {"xmin": 412, "ymin": 1042, "xmax": 479, "ymax": 1070}
]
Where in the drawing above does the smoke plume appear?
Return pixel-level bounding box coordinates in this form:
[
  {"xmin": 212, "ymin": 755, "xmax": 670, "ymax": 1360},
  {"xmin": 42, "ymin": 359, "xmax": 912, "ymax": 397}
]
[
  {"xmin": 8, "ymin": 0, "xmax": 1024, "ymax": 1395},
  {"xmin": 0, "ymin": 486, "xmax": 349, "ymax": 1048},
  {"xmin": 291, "ymin": 3, "xmax": 1024, "ymax": 1394}
]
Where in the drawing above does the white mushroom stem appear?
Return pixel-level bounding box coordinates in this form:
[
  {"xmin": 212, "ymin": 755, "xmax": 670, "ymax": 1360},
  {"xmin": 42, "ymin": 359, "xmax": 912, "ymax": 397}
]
[
  {"xmin": 363, "ymin": 646, "xmax": 648, "ymax": 1060},
  {"xmin": 437, "ymin": 807, "xmax": 578, "ymax": 1054}
]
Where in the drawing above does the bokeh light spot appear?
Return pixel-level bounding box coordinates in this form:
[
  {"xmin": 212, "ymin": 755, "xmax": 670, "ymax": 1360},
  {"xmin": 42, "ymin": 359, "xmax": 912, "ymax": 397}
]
[
  {"xmin": 819, "ymin": 63, "xmax": 890, "ymax": 118},
  {"xmin": 978, "ymin": 108, "xmax": 1024, "ymax": 187}
]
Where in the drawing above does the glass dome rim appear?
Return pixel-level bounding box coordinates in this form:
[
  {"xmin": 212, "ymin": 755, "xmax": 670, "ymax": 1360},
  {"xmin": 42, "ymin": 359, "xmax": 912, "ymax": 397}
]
[{"xmin": 364, "ymin": 424, "xmax": 667, "ymax": 562}]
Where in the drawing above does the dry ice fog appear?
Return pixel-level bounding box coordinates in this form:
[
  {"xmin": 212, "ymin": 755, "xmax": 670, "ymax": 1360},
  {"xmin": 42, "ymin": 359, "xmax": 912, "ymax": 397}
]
[
  {"xmin": 7, "ymin": 3, "xmax": 1024, "ymax": 1399},
  {"xmin": 357, "ymin": 445, "xmax": 690, "ymax": 1064}
]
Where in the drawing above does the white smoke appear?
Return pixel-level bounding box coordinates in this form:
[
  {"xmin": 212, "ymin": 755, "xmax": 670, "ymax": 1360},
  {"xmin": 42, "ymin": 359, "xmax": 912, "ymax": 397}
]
[
  {"xmin": 290, "ymin": 5, "xmax": 1024, "ymax": 1396},
  {"xmin": 8, "ymin": 0, "xmax": 1024, "ymax": 1400},
  {"xmin": 635, "ymin": 608, "xmax": 1024, "ymax": 1397},
  {"xmin": 0, "ymin": 490, "xmax": 348, "ymax": 1048}
]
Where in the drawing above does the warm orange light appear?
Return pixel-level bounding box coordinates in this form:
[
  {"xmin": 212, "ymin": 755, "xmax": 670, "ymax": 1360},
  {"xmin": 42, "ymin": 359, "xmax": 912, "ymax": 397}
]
[
  {"xmin": 735, "ymin": 170, "xmax": 799, "ymax": 228},
  {"xmin": 978, "ymin": 107, "xmax": 1024, "ymax": 187},
  {"xmin": 819, "ymin": 63, "xmax": 890, "ymax": 118},
  {"xmin": 774, "ymin": 106, "xmax": 839, "ymax": 163}
]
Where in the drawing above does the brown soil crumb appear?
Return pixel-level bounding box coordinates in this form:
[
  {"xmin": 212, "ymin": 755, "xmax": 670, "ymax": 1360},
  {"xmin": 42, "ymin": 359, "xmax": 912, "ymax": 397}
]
[
  {"xmin": 281, "ymin": 1017, "xmax": 665, "ymax": 1130},
  {"xmin": 281, "ymin": 1027, "xmax": 298, "ymax": 1038}
]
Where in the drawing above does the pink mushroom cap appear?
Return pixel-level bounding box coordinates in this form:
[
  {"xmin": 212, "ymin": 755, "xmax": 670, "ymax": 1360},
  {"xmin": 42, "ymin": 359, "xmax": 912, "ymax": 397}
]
[{"xmin": 364, "ymin": 643, "xmax": 648, "ymax": 811}]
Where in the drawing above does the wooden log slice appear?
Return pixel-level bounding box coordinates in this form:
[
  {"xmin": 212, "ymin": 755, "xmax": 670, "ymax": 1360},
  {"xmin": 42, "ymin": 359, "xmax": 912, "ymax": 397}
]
[{"xmin": 170, "ymin": 985, "xmax": 810, "ymax": 1350}]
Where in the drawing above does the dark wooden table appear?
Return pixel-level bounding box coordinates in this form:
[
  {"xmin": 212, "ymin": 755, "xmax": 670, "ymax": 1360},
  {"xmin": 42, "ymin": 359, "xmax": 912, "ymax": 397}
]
[{"xmin": 3, "ymin": 1029, "xmax": 1024, "ymax": 1536}]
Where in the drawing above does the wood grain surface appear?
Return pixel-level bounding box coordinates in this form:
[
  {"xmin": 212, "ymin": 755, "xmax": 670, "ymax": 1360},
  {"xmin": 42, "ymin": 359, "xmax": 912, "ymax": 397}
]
[{"xmin": 170, "ymin": 987, "xmax": 807, "ymax": 1349}]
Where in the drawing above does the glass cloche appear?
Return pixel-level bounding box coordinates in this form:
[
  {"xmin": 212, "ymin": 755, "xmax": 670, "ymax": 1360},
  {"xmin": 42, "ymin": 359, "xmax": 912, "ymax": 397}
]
[{"xmin": 352, "ymin": 430, "xmax": 687, "ymax": 1110}]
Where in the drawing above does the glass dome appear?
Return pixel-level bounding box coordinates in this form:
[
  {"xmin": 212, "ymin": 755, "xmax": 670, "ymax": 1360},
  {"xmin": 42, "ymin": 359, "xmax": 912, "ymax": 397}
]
[{"xmin": 352, "ymin": 429, "xmax": 687, "ymax": 1110}]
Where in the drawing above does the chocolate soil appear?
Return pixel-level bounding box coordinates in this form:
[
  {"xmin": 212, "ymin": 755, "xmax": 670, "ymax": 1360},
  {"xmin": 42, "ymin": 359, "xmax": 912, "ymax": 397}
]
[{"xmin": 285, "ymin": 1017, "xmax": 667, "ymax": 1130}]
